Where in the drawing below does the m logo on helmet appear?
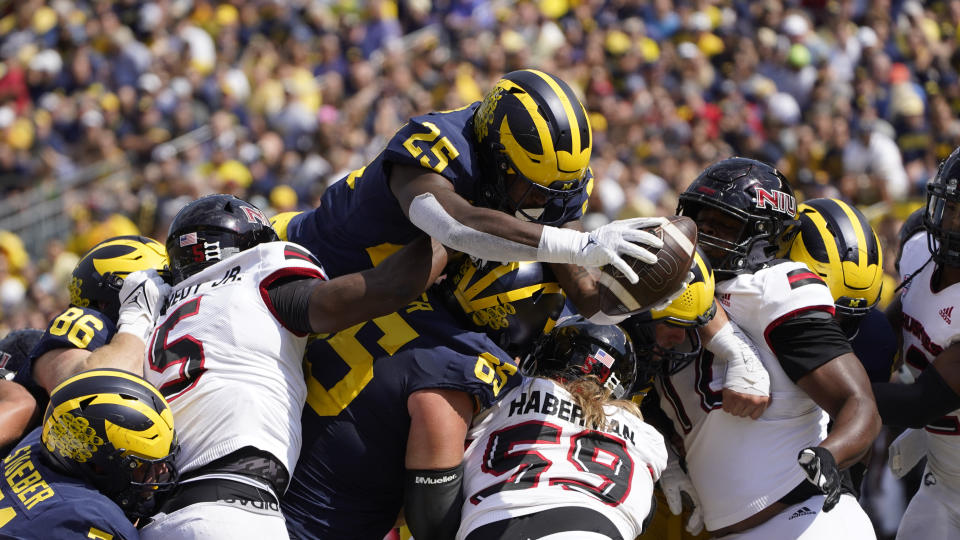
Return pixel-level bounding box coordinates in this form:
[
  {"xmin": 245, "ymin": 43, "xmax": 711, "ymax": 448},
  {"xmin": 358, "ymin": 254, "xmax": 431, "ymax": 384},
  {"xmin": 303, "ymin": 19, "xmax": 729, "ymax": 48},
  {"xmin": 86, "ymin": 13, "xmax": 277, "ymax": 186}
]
[{"xmin": 755, "ymin": 187, "xmax": 797, "ymax": 216}]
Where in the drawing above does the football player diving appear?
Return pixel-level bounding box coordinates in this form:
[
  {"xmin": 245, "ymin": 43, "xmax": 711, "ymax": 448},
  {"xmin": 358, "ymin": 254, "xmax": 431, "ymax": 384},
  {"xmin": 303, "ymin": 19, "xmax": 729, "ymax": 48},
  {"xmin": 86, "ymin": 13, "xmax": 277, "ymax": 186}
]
[
  {"xmin": 283, "ymin": 255, "xmax": 568, "ymax": 540},
  {"xmin": 82, "ymin": 194, "xmax": 446, "ymax": 539},
  {"xmin": 273, "ymin": 69, "xmax": 680, "ymax": 326},
  {"xmin": 673, "ymin": 157, "xmax": 879, "ymax": 538},
  {"xmin": 0, "ymin": 369, "xmax": 178, "ymax": 539},
  {"xmin": 873, "ymin": 147, "xmax": 960, "ymax": 539}
]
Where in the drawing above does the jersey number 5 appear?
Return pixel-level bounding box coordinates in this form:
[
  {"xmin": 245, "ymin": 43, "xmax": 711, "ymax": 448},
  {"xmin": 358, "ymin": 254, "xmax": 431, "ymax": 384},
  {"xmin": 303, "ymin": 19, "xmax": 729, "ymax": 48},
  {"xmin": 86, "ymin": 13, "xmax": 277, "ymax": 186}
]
[{"xmin": 148, "ymin": 298, "xmax": 206, "ymax": 400}]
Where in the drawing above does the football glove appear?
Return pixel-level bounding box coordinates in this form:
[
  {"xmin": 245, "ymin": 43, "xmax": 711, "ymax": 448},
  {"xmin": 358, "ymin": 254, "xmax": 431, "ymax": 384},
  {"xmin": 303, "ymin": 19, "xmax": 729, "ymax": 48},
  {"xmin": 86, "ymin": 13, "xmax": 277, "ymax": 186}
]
[
  {"xmin": 117, "ymin": 269, "xmax": 171, "ymax": 342},
  {"xmin": 888, "ymin": 428, "xmax": 926, "ymax": 479},
  {"xmin": 797, "ymin": 446, "xmax": 841, "ymax": 512},
  {"xmin": 538, "ymin": 217, "xmax": 665, "ymax": 284},
  {"xmin": 659, "ymin": 448, "xmax": 704, "ymax": 535}
]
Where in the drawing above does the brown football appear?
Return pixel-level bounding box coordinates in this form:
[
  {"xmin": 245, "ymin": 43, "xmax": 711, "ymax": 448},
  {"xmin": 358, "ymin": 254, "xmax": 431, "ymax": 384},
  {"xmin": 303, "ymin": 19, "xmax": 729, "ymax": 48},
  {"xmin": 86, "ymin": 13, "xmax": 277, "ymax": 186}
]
[{"xmin": 597, "ymin": 215, "xmax": 698, "ymax": 316}]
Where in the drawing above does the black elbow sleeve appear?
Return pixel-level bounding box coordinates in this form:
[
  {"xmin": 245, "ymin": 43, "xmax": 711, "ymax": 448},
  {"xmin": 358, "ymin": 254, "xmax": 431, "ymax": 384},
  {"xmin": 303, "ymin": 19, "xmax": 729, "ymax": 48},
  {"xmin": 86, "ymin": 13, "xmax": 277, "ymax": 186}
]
[
  {"xmin": 404, "ymin": 463, "xmax": 464, "ymax": 540},
  {"xmin": 873, "ymin": 368, "xmax": 960, "ymax": 429}
]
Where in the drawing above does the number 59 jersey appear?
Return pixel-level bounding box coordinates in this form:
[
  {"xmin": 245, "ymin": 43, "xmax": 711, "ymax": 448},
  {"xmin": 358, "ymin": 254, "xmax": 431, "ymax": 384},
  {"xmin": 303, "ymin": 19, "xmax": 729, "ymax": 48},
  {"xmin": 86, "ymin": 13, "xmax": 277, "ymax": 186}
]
[
  {"xmin": 458, "ymin": 377, "xmax": 667, "ymax": 540},
  {"xmin": 145, "ymin": 241, "xmax": 325, "ymax": 477}
]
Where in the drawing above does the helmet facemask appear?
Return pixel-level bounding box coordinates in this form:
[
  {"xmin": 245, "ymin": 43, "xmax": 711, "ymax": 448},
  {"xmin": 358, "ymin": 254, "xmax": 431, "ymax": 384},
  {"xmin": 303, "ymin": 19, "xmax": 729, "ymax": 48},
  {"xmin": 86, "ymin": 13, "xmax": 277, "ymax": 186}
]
[
  {"xmin": 925, "ymin": 174, "xmax": 960, "ymax": 267},
  {"xmin": 484, "ymin": 144, "xmax": 589, "ymax": 225}
]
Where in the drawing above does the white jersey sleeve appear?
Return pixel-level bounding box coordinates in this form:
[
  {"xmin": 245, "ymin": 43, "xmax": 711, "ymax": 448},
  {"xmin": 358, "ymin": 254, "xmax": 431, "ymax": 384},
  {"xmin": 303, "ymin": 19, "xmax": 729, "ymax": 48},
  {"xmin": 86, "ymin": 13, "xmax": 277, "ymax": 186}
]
[
  {"xmin": 899, "ymin": 239, "xmax": 960, "ymax": 492},
  {"xmin": 458, "ymin": 377, "xmax": 666, "ymax": 540},
  {"xmin": 145, "ymin": 241, "xmax": 325, "ymax": 477}
]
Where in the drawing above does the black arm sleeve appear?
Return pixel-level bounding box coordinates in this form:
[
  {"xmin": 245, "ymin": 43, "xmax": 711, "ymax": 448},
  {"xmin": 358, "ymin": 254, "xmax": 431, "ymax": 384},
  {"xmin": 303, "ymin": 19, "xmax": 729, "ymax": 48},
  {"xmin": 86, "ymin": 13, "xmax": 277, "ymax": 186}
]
[
  {"xmin": 404, "ymin": 463, "xmax": 464, "ymax": 540},
  {"xmin": 872, "ymin": 367, "xmax": 960, "ymax": 428},
  {"xmin": 265, "ymin": 277, "xmax": 324, "ymax": 334},
  {"xmin": 767, "ymin": 311, "xmax": 854, "ymax": 382}
]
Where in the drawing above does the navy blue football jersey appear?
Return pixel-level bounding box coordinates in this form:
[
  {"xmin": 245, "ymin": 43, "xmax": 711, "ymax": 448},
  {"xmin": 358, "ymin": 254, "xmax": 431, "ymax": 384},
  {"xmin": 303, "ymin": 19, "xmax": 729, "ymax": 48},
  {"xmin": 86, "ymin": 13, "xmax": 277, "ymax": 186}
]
[
  {"xmin": 851, "ymin": 307, "xmax": 897, "ymax": 383},
  {"xmin": 0, "ymin": 428, "xmax": 137, "ymax": 540},
  {"xmin": 283, "ymin": 104, "xmax": 590, "ymax": 277},
  {"xmin": 282, "ymin": 292, "xmax": 521, "ymax": 540},
  {"xmin": 14, "ymin": 306, "xmax": 116, "ymax": 415}
]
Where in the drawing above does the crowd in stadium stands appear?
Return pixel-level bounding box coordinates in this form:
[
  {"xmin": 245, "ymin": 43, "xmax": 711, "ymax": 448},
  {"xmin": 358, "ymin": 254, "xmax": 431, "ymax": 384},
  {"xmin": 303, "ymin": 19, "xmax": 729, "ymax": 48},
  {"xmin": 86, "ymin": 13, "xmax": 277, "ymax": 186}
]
[
  {"xmin": 0, "ymin": 1, "xmax": 951, "ymax": 538},
  {"xmin": 0, "ymin": 0, "xmax": 945, "ymax": 329},
  {"xmin": 0, "ymin": 0, "xmax": 944, "ymax": 316}
]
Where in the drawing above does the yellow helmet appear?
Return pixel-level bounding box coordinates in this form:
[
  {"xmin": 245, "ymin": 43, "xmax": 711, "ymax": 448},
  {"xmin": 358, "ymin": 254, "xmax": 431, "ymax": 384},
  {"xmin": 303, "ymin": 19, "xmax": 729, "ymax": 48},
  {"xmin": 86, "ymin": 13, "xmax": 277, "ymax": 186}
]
[
  {"xmin": 439, "ymin": 256, "xmax": 567, "ymax": 358},
  {"xmin": 622, "ymin": 250, "xmax": 716, "ymax": 390},
  {"xmin": 69, "ymin": 235, "xmax": 169, "ymax": 321},
  {"xmin": 790, "ymin": 198, "xmax": 883, "ymax": 319},
  {"xmin": 473, "ymin": 69, "xmax": 592, "ymax": 224},
  {"xmin": 42, "ymin": 369, "xmax": 179, "ymax": 518}
]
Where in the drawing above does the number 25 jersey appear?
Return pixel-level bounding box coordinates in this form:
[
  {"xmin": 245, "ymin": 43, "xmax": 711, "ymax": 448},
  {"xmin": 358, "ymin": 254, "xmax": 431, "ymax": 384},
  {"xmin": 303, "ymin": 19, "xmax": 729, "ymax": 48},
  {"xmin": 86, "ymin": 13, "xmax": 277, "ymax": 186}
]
[
  {"xmin": 458, "ymin": 377, "xmax": 667, "ymax": 540},
  {"xmin": 145, "ymin": 241, "xmax": 325, "ymax": 477},
  {"xmin": 283, "ymin": 104, "xmax": 590, "ymax": 277}
]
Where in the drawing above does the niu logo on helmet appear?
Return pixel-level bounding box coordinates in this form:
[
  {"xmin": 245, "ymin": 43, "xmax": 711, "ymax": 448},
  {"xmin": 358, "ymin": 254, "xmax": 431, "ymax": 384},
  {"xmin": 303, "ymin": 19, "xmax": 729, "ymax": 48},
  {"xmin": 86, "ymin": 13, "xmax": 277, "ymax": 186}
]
[{"xmin": 755, "ymin": 187, "xmax": 797, "ymax": 216}]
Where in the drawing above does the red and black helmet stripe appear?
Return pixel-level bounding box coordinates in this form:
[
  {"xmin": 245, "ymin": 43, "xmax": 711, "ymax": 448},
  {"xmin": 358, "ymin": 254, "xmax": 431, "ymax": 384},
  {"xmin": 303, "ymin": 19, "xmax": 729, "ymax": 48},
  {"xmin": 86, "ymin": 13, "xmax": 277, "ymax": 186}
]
[{"xmin": 787, "ymin": 268, "xmax": 826, "ymax": 289}]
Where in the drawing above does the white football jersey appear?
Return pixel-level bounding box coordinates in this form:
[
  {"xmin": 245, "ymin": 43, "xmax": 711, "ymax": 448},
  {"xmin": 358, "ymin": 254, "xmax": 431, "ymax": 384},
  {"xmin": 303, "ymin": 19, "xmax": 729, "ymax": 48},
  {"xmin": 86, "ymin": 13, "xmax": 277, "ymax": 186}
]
[
  {"xmin": 457, "ymin": 377, "xmax": 667, "ymax": 540},
  {"xmin": 656, "ymin": 260, "xmax": 835, "ymax": 530},
  {"xmin": 144, "ymin": 241, "xmax": 325, "ymax": 477},
  {"xmin": 899, "ymin": 231, "xmax": 960, "ymax": 490}
]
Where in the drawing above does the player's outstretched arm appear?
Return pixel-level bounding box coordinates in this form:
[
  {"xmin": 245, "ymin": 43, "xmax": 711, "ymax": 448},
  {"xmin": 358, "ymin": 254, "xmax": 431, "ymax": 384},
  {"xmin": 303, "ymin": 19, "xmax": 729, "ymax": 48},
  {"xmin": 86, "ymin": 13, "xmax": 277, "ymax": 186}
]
[
  {"xmin": 872, "ymin": 342, "xmax": 960, "ymax": 429},
  {"xmin": 392, "ymin": 165, "xmax": 662, "ymax": 282},
  {"xmin": 307, "ymin": 235, "xmax": 448, "ymax": 334}
]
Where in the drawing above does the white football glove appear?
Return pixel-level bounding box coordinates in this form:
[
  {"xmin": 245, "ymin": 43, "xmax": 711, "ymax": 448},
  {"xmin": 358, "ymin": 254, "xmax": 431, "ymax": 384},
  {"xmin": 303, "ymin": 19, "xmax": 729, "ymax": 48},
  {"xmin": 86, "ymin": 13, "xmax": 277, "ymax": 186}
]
[
  {"xmin": 888, "ymin": 428, "xmax": 926, "ymax": 479},
  {"xmin": 538, "ymin": 217, "xmax": 665, "ymax": 284},
  {"xmin": 116, "ymin": 269, "xmax": 171, "ymax": 342},
  {"xmin": 659, "ymin": 448, "xmax": 704, "ymax": 535},
  {"xmin": 707, "ymin": 320, "xmax": 769, "ymax": 398}
]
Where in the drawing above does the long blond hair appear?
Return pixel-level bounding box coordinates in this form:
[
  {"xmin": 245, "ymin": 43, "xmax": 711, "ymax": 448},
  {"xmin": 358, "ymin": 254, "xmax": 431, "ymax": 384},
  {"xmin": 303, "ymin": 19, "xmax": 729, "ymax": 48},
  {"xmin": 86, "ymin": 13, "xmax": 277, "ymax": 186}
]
[{"xmin": 557, "ymin": 375, "xmax": 643, "ymax": 430}]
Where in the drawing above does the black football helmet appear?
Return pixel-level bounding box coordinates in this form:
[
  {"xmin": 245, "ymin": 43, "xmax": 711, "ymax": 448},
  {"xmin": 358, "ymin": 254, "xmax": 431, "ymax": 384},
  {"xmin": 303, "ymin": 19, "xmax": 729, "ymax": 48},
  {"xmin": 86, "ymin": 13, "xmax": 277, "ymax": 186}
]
[
  {"xmin": 524, "ymin": 316, "xmax": 637, "ymax": 399},
  {"xmin": 166, "ymin": 194, "xmax": 278, "ymax": 283},
  {"xmin": 925, "ymin": 147, "xmax": 960, "ymax": 266},
  {"xmin": 69, "ymin": 236, "xmax": 169, "ymax": 321},
  {"xmin": 436, "ymin": 256, "xmax": 567, "ymax": 358},
  {"xmin": 42, "ymin": 369, "xmax": 179, "ymax": 519},
  {"xmin": 622, "ymin": 250, "xmax": 716, "ymax": 393},
  {"xmin": 0, "ymin": 328, "xmax": 43, "ymax": 379},
  {"xmin": 677, "ymin": 157, "xmax": 800, "ymax": 280},
  {"xmin": 473, "ymin": 69, "xmax": 592, "ymax": 225}
]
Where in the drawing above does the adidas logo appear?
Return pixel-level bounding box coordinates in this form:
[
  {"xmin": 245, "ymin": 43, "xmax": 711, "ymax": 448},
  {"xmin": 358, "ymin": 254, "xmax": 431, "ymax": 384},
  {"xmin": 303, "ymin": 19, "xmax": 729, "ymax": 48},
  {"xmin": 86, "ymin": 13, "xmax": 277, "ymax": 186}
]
[
  {"xmin": 788, "ymin": 506, "xmax": 816, "ymax": 520},
  {"xmin": 941, "ymin": 306, "xmax": 954, "ymax": 325}
]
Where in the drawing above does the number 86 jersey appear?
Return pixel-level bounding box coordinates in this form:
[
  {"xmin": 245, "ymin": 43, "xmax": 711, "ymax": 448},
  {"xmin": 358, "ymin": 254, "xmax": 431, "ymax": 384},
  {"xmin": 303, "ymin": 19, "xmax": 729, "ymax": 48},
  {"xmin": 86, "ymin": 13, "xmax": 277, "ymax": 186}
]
[{"xmin": 458, "ymin": 377, "xmax": 667, "ymax": 540}]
